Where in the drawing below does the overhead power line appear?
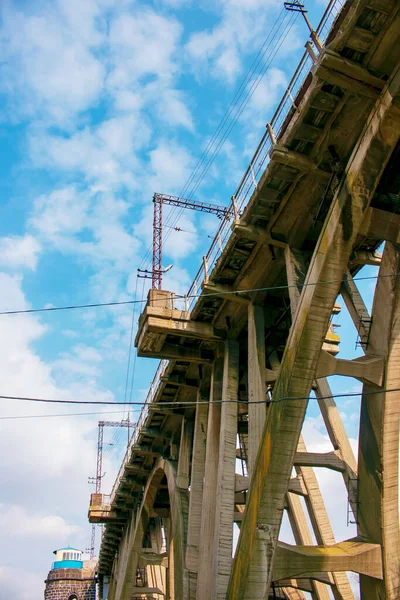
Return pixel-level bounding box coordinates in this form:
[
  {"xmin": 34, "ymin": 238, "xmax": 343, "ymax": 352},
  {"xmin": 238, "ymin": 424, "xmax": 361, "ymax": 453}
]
[
  {"xmin": 0, "ymin": 410, "xmax": 135, "ymax": 420},
  {"xmin": 0, "ymin": 387, "xmax": 397, "ymax": 408},
  {"xmin": 0, "ymin": 271, "xmax": 392, "ymax": 317},
  {"xmin": 138, "ymin": 7, "xmax": 297, "ymax": 272},
  {"xmin": 159, "ymin": 11, "xmax": 298, "ymax": 260}
]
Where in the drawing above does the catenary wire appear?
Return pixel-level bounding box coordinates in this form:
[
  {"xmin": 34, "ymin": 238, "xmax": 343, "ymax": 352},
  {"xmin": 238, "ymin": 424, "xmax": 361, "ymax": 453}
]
[
  {"xmin": 123, "ymin": 276, "xmax": 139, "ymax": 408},
  {"xmin": 0, "ymin": 387, "xmax": 397, "ymax": 407},
  {"xmin": 137, "ymin": 7, "xmax": 292, "ymax": 271},
  {"xmin": 159, "ymin": 11, "xmax": 298, "ymax": 258},
  {"xmin": 0, "ymin": 271, "xmax": 392, "ymax": 316},
  {"xmin": 128, "ymin": 277, "xmax": 146, "ymax": 406},
  {"xmin": 0, "ymin": 410, "xmax": 137, "ymax": 420}
]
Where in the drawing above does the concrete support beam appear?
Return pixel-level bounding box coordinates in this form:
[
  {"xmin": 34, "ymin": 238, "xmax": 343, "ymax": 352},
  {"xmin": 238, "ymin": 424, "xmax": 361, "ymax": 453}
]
[
  {"xmin": 296, "ymin": 437, "xmax": 355, "ymax": 599},
  {"xmin": 197, "ymin": 355, "xmax": 223, "ymax": 598},
  {"xmin": 131, "ymin": 586, "xmax": 166, "ymax": 597},
  {"xmin": 288, "ymin": 476, "xmax": 307, "ymax": 496},
  {"xmin": 286, "ymin": 493, "xmax": 331, "ymax": 600},
  {"xmin": 235, "ymin": 474, "xmax": 249, "ymax": 493},
  {"xmin": 284, "ymin": 247, "xmax": 308, "ymax": 321},
  {"xmin": 248, "ymin": 304, "xmax": 267, "ymax": 475},
  {"xmin": 141, "ymin": 343, "xmax": 214, "ymax": 364},
  {"xmin": 176, "ymin": 417, "xmax": 193, "ymax": 489},
  {"xmin": 349, "ymin": 250, "xmax": 382, "ymax": 267},
  {"xmin": 270, "ymin": 146, "xmax": 330, "ymax": 181},
  {"xmin": 360, "ymin": 207, "xmax": 400, "ymax": 244},
  {"xmin": 273, "ymin": 540, "xmax": 383, "ymax": 581},
  {"xmin": 232, "ymin": 223, "xmax": 287, "ymax": 248},
  {"xmin": 141, "ymin": 314, "xmax": 222, "ymax": 341},
  {"xmin": 317, "ymin": 50, "xmax": 385, "ymax": 98},
  {"xmin": 294, "ymin": 451, "xmax": 346, "ymax": 472},
  {"xmin": 340, "ymin": 271, "xmax": 370, "ymax": 343},
  {"xmin": 358, "ymin": 243, "xmax": 400, "ymax": 599},
  {"xmin": 198, "ymin": 341, "xmax": 239, "ymax": 600},
  {"xmin": 316, "ymin": 350, "xmax": 384, "ymax": 386},
  {"xmin": 315, "ymin": 378, "xmax": 357, "ymax": 477},
  {"xmin": 215, "ymin": 340, "xmax": 239, "ymax": 599},
  {"xmin": 186, "ymin": 385, "xmax": 209, "ymax": 572}
]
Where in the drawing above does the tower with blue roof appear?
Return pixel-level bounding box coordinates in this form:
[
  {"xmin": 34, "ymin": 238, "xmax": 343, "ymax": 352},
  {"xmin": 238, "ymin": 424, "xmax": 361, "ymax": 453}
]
[{"xmin": 44, "ymin": 545, "xmax": 97, "ymax": 600}]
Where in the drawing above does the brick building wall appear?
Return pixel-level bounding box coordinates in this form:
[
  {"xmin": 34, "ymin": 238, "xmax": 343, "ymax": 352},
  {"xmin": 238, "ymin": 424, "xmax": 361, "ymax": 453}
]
[{"xmin": 44, "ymin": 567, "xmax": 96, "ymax": 600}]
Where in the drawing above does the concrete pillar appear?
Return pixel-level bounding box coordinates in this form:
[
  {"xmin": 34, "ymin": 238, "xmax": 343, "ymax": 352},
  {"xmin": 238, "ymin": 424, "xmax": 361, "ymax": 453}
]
[
  {"xmin": 186, "ymin": 382, "xmax": 210, "ymax": 575},
  {"xmin": 197, "ymin": 354, "xmax": 223, "ymax": 600},
  {"xmin": 176, "ymin": 417, "xmax": 193, "ymax": 489},
  {"xmin": 247, "ymin": 304, "xmax": 267, "ymax": 475},
  {"xmin": 284, "ymin": 246, "xmax": 308, "ymax": 321},
  {"xmin": 215, "ymin": 339, "xmax": 239, "ymax": 599},
  {"xmin": 358, "ymin": 243, "xmax": 400, "ymax": 599},
  {"xmin": 197, "ymin": 340, "xmax": 239, "ymax": 600}
]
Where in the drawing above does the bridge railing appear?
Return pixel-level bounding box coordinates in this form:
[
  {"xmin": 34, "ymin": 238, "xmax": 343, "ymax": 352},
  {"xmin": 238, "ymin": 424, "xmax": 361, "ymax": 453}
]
[
  {"xmin": 110, "ymin": 359, "xmax": 168, "ymax": 504},
  {"xmin": 186, "ymin": 0, "xmax": 344, "ymax": 312}
]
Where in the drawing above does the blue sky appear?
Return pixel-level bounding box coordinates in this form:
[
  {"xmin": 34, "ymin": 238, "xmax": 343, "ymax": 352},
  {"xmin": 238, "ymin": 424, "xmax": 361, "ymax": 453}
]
[{"xmin": 0, "ymin": 0, "xmax": 371, "ymax": 597}]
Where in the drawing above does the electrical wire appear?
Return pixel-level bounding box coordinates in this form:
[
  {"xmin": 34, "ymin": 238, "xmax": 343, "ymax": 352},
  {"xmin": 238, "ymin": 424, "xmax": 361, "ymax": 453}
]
[
  {"xmin": 128, "ymin": 277, "xmax": 146, "ymax": 406},
  {"xmin": 0, "ymin": 387, "xmax": 396, "ymax": 407},
  {"xmin": 0, "ymin": 410, "xmax": 135, "ymax": 420},
  {"xmin": 137, "ymin": 7, "xmax": 295, "ymax": 272},
  {"xmin": 0, "ymin": 271, "xmax": 390, "ymax": 317},
  {"xmin": 178, "ymin": 6, "xmax": 288, "ymax": 202},
  {"xmin": 159, "ymin": 11, "xmax": 298, "ymax": 258},
  {"xmin": 122, "ymin": 275, "xmax": 142, "ymax": 425},
  {"xmin": 123, "ymin": 276, "xmax": 139, "ymax": 410},
  {"xmin": 164, "ymin": 223, "xmax": 213, "ymax": 239}
]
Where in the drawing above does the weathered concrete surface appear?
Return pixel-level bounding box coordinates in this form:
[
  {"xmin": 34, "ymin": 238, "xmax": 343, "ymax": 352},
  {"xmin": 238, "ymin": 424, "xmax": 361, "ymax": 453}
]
[{"xmin": 94, "ymin": 2, "xmax": 400, "ymax": 598}]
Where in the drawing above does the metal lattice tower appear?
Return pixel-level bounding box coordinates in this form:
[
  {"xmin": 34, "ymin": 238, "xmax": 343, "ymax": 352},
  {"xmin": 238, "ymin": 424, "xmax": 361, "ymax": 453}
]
[{"xmin": 146, "ymin": 193, "xmax": 231, "ymax": 290}]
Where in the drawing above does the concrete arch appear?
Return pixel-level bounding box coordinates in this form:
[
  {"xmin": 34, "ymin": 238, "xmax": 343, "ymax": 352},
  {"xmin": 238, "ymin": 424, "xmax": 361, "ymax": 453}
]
[{"xmin": 111, "ymin": 458, "xmax": 189, "ymax": 600}]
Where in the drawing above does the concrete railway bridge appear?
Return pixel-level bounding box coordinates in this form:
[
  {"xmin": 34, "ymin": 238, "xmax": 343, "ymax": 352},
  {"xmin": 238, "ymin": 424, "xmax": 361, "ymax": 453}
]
[{"xmin": 89, "ymin": 0, "xmax": 400, "ymax": 597}]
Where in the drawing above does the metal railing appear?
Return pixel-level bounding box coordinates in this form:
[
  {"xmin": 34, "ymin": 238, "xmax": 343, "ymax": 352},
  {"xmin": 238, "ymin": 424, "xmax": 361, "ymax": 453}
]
[
  {"xmin": 106, "ymin": 0, "xmax": 346, "ymax": 507},
  {"xmin": 186, "ymin": 0, "xmax": 345, "ymax": 312},
  {"xmin": 110, "ymin": 360, "xmax": 168, "ymax": 503}
]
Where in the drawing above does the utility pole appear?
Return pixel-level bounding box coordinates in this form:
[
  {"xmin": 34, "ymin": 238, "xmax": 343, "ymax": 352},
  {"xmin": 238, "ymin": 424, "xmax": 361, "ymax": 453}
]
[
  {"xmin": 88, "ymin": 419, "xmax": 131, "ymax": 559},
  {"xmin": 138, "ymin": 193, "xmax": 233, "ymax": 290},
  {"xmin": 284, "ymin": 0, "xmax": 322, "ymax": 51}
]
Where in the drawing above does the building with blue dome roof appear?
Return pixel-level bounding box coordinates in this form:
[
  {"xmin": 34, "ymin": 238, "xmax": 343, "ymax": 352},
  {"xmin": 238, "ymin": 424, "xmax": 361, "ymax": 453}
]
[
  {"xmin": 52, "ymin": 545, "xmax": 84, "ymax": 570},
  {"xmin": 44, "ymin": 545, "xmax": 97, "ymax": 600}
]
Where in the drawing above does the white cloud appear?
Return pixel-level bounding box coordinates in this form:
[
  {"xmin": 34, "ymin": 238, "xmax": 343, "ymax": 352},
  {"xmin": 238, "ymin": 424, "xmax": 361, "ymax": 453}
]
[
  {"xmin": 0, "ymin": 505, "xmax": 81, "ymax": 538},
  {"xmin": 148, "ymin": 140, "xmax": 195, "ymax": 193},
  {"xmin": 185, "ymin": 0, "xmax": 282, "ymax": 82},
  {"xmin": 0, "ymin": 1, "xmax": 105, "ymax": 124},
  {"xmin": 108, "ymin": 10, "xmax": 182, "ymax": 85},
  {"xmin": 29, "ymin": 187, "xmax": 142, "ymax": 290},
  {"xmin": 0, "ymin": 235, "xmax": 41, "ymax": 270},
  {"xmin": 30, "ymin": 186, "xmax": 90, "ymax": 238},
  {"xmin": 28, "ymin": 116, "xmax": 146, "ymax": 191},
  {"xmin": 0, "ymin": 566, "xmax": 44, "ymax": 600}
]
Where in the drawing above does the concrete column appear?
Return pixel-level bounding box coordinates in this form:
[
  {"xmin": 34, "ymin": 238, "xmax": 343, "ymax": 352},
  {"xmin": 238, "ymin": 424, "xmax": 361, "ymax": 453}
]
[
  {"xmin": 197, "ymin": 341, "xmax": 239, "ymax": 600},
  {"xmin": 176, "ymin": 417, "xmax": 193, "ymax": 489},
  {"xmin": 215, "ymin": 339, "xmax": 239, "ymax": 599},
  {"xmin": 358, "ymin": 243, "xmax": 400, "ymax": 599},
  {"xmin": 197, "ymin": 354, "xmax": 223, "ymax": 600},
  {"xmin": 284, "ymin": 246, "xmax": 307, "ymax": 321},
  {"xmin": 186, "ymin": 382, "xmax": 210, "ymax": 574},
  {"xmin": 247, "ymin": 304, "xmax": 267, "ymax": 475}
]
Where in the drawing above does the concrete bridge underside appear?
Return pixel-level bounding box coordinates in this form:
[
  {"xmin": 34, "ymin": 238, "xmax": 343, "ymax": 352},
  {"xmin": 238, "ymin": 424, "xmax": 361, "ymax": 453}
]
[{"xmin": 90, "ymin": 0, "xmax": 400, "ymax": 598}]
